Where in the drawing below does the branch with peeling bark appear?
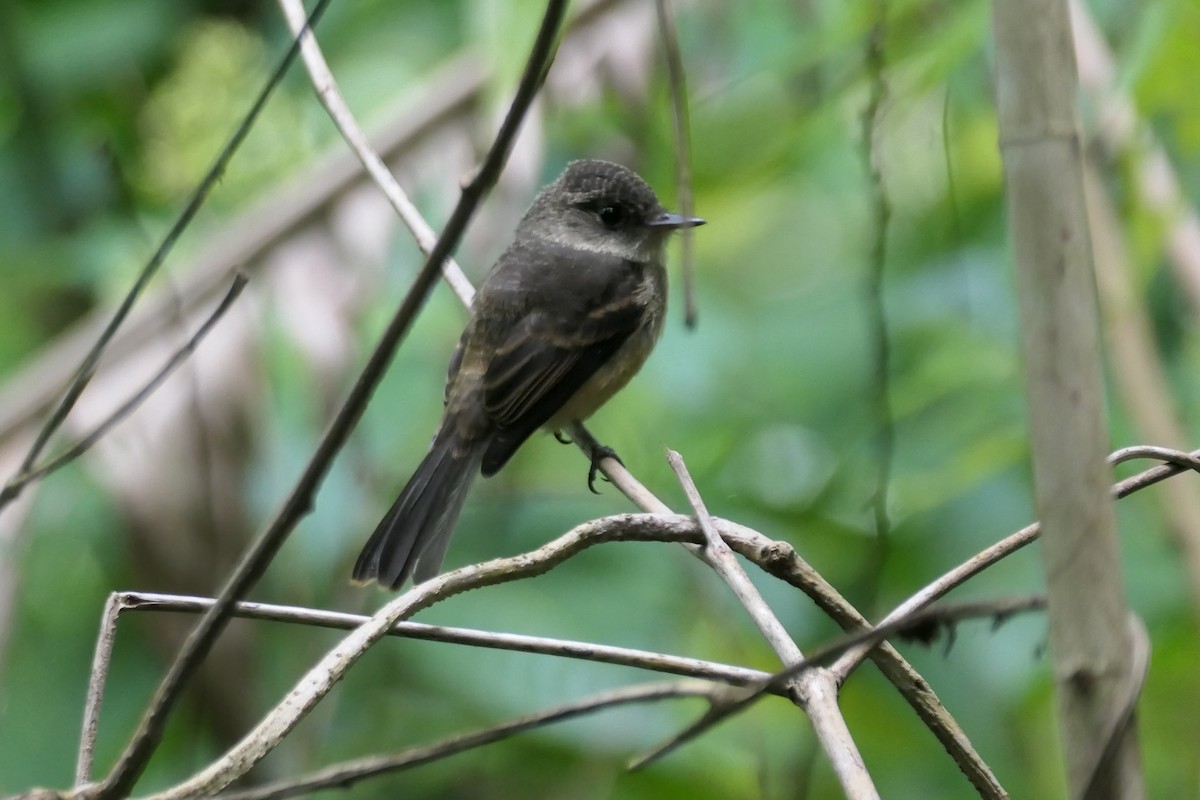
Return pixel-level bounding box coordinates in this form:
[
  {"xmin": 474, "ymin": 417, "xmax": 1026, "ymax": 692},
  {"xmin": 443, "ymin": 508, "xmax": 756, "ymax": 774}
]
[
  {"xmin": 10, "ymin": 1, "xmax": 1198, "ymax": 798},
  {"xmin": 80, "ymin": 512, "xmax": 1015, "ymax": 800},
  {"xmin": 274, "ymin": 5, "xmax": 881, "ymax": 794},
  {"xmin": 79, "ymin": 3, "xmax": 1002, "ymax": 796},
  {"xmin": 44, "ymin": 429, "xmax": 1200, "ymax": 800},
  {"xmin": 70, "ymin": 4, "xmax": 573, "ymax": 798}
]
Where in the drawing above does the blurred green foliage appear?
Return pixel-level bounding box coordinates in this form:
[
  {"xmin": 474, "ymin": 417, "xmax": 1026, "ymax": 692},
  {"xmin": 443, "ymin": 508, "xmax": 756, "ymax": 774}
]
[{"xmin": 2, "ymin": 0, "xmax": 1199, "ymax": 798}]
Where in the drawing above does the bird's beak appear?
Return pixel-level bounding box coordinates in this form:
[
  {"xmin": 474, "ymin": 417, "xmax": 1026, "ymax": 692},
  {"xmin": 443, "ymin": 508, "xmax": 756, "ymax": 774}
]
[{"xmin": 647, "ymin": 211, "xmax": 706, "ymax": 229}]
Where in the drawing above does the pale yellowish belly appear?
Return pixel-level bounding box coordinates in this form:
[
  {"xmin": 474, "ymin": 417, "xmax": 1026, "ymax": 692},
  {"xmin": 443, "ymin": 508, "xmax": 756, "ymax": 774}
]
[{"xmin": 546, "ymin": 320, "xmax": 661, "ymax": 429}]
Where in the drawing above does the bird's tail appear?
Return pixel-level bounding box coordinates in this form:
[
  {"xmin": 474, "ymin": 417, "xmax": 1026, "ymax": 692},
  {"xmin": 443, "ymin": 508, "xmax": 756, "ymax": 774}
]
[{"xmin": 352, "ymin": 428, "xmax": 484, "ymax": 590}]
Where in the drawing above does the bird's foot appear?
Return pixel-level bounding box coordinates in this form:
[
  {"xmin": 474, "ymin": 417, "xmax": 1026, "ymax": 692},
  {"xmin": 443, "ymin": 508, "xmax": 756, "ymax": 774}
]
[
  {"xmin": 554, "ymin": 431, "xmax": 573, "ymax": 445},
  {"xmin": 587, "ymin": 444, "xmax": 623, "ymax": 494}
]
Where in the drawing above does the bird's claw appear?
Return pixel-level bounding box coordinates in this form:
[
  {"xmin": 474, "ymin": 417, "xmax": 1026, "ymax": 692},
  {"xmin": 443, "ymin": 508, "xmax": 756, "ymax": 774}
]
[
  {"xmin": 554, "ymin": 431, "xmax": 572, "ymax": 445},
  {"xmin": 587, "ymin": 444, "xmax": 623, "ymax": 494}
]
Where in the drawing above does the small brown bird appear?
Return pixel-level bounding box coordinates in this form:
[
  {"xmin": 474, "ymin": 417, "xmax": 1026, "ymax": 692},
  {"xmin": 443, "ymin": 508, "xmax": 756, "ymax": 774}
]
[{"xmin": 353, "ymin": 159, "xmax": 704, "ymax": 589}]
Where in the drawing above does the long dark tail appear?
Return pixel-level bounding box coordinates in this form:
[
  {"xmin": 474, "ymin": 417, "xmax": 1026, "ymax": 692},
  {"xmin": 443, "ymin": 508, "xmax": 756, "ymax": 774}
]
[{"xmin": 353, "ymin": 428, "xmax": 483, "ymax": 590}]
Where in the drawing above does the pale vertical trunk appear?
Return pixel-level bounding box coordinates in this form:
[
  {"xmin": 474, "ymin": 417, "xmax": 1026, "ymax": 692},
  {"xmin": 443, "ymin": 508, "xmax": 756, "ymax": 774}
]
[{"xmin": 991, "ymin": 1, "xmax": 1143, "ymax": 797}]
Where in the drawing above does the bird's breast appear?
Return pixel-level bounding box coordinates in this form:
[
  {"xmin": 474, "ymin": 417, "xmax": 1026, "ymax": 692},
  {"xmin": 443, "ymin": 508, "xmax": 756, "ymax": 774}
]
[{"xmin": 546, "ymin": 264, "xmax": 666, "ymax": 428}]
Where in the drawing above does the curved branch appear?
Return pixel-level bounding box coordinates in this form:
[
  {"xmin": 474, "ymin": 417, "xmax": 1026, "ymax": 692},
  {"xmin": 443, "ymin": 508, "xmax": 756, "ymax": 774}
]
[
  {"xmin": 276, "ymin": 0, "xmax": 475, "ymax": 307},
  {"xmin": 0, "ymin": 1, "xmax": 329, "ymax": 515},
  {"xmin": 88, "ymin": 3, "xmax": 570, "ymax": 796},
  {"xmin": 210, "ymin": 682, "xmax": 713, "ymax": 800},
  {"xmin": 6, "ymin": 275, "xmax": 247, "ymax": 496},
  {"xmin": 570, "ymin": 426, "xmax": 1004, "ymax": 798},
  {"xmin": 110, "ymin": 590, "xmax": 776, "ymax": 688},
  {"xmin": 138, "ymin": 515, "xmax": 720, "ymax": 799},
  {"xmin": 831, "ymin": 441, "xmax": 1200, "ymax": 682},
  {"xmin": 632, "ymin": 596, "xmax": 1044, "ymax": 771},
  {"xmin": 667, "ymin": 450, "xmax": 876, "ymax": 797}
]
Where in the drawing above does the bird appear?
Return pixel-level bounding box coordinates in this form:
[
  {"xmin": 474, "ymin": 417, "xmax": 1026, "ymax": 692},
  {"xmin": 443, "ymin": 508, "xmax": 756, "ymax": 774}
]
[{"xmin": 353, "ymin": 159, "xmax": 705, "ymax": 590}]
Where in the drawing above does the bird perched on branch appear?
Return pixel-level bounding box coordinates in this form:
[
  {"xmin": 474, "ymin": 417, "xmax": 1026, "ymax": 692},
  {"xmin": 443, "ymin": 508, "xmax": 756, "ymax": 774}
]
[{"xmin": 353, "ymin": 159, "xmax": 704, "ymax": 590}]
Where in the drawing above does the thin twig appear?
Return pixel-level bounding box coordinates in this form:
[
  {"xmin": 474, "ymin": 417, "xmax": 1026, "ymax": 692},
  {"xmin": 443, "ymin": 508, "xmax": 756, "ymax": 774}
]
[
  {"xmin": 829, "ymin": 441, "xmax": 1199, "ymax": 681},
  {"xmin": 1107, "ymin": 444, "xmax": 1200, "ymax": 472},
  {"xmin": 631, "ymin": 596, "xmax": 1044, "ymax": 771},
  {"xmin": 137, "ymin": 514, "xmax": 729, "ymax": 799},
  {"xmin": 666, "ymin": 450, "xmax": 877, "ymax": 799},
  {"xmin": 276, "ymin": 0, "xmax": 475, "ymax": 307},
  {"xmin": 141, "ymin": 510, "xmax": 1000, "ymax": 799},
  {"xmin": 76, "ymin": 594, "xmax": 125, "ymax": 785},
  {"xmin": 0, "ymin": 1, "xmax": 636, "ymax": 445},
  {"xmin": 830, "ymin": 521, "xmax": 1040, "ymax": 682},
  {"xmin": 572, "ymin": 428, "xmax": 1000, "ymax": 797},
  {"xmin": 859, "ymin": 0, "xmax": 895, "ymax": 575},
  {"xmin": 91, "ymin": 4, "xmax": 569, "ymax": 797},
  {"xmin": 667, "ymin": 450, "xmax": 802, "ymax": 662},
  {"xmin": 6, "ymin": 275, "xmax": 247, "ymax": 495},
  {"xmin": 90, "ymin": 512, "xmax": 1013, "ymax": 799},
  {"xmin": 210, "ymin": 682, "xmax": 713, "ymax": 800},
  {"xmin": 1112, "ymin": 448, "xmax": 1199, "ymax": 498},
  {"xmin": 79, "ymin": 528, "xmax": 771, "ymax": 800},
  {"xmin": 580, "ymin": 422, "xmax": 1186, "ymax": 798},
  {"xmin": 110, "ymin": 590, "xmax": 775, "ymax": 689},
  {"xmin": 654, "ymin": 0, "xmax": 699, "ymax": 328},
  {"xmin": 0, "ymin": 0, "xmax": 332, "ymax": 516},
  {"xmin": 722, "ymin": 522, "xmax": 1008, "ymax": 798}
]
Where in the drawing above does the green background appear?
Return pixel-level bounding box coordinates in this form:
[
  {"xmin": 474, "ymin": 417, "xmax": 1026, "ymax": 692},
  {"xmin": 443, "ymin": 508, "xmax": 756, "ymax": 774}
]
[{"xmin": 2, "ymin": 0, "xmax": 1199, "ymax": 797}]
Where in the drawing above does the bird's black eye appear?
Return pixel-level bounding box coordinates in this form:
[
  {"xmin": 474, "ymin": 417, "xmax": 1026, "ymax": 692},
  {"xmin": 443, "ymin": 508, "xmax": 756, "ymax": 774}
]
[{"xmin": 597, "ymin": 204, "xmax": 625, "ymax": 228}]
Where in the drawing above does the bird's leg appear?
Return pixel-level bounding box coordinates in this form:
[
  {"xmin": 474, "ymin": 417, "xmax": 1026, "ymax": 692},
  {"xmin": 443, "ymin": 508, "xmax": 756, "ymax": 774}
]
[{"xmin": 586, "ymin": 443, "xmax": 623, "ymax": 494}]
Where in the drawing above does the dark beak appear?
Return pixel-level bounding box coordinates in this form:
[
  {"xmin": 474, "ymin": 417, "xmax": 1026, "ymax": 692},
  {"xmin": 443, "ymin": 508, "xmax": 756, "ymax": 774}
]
[{"xmin": 646, "ymin": 211, "xmax": 706, "ymax": 229}]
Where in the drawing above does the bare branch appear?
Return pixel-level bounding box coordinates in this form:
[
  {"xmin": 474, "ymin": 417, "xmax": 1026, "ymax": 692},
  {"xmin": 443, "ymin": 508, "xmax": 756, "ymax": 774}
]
[
  {"xmin": 0, "ymin": 0, "xmax": 332, "ymax": 516},
  {"xmin": 136, "ymin": 515, "xmax": 730, "ymax": 799},
  {"xmin": 1107, "ymin": 445, "xmax": 1200, "ymax": 472},
  {"xmin": 77, "ymin": 509, "xmax": 1031, "ymax": 798},
  {"xmin": 76, "ymin": 594, "xmax": 124, "ymax": 785},
  {"xmin": 211, "ymin": 682, "xmax": 713, "ymax": 800},
  {"xmin": 666, "ymin": 450, "xmax": 877, "ymax": 799},
  {"xmin": 104, "ymin": 590, "xmax": 775, "ymax": 689},
  {"xmin": 831, "ymin": 442, "xmax": 1200, "ymax": 685},
  {"xmin": 830, "ymin": 521, "xmax": 1039, "ymax": 681},
  {"xmin": 568, "ymin": 428, "xmax": 1000, "ymax": 797},
  {"xmin": 1112, "ymin": 446, "xmax": 1200, "ymax": 499},
  {"xmin": 668, "ymin": 451, "xmax": 795, "ymax": 650},
  {"xmin": 475, "ymin": 439, "xmax": 1200, "ymax": 794},
  {"xmin": 89, "ymin": 3, "xmax": 570, "ymax": 796},
  {"xmin": 632, "ymin": 596, "xmax": 1044, "ymax": 771},
  {"xmin": 5, "ymin": 275, "xmax": 248, "ymax": 496},
  {"xmin": 276, "ymin": 0, "xmax": 475, "ymax": 307},
  {"xmin": 726, "ymin": 525, "xmax": 1008, "ymax": 799},
  {"xmin": 143, "ymin": 509, "xmax": 1001, "ymax": 799},
  {"xmin": 654, "ymin": 0, "xmax": 699, "ymax": 328}
]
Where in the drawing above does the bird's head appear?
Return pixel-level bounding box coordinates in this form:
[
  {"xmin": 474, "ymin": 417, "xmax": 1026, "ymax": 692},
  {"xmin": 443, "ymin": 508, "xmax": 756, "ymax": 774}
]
[{"xmin": 519, "ymin": 159, "xmax": 704, "ymax": 262}]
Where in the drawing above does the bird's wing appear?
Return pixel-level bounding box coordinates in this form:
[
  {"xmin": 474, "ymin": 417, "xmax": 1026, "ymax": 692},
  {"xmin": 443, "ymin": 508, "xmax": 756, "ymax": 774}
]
[
  {"xmin": 444, "ymin": 330, "xmax": 466, "ymax": 407},
  {"xmin": 477, "ymin": 250, "xmax": 647, "ymax": 476}
]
